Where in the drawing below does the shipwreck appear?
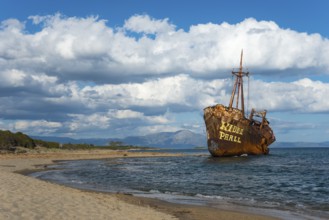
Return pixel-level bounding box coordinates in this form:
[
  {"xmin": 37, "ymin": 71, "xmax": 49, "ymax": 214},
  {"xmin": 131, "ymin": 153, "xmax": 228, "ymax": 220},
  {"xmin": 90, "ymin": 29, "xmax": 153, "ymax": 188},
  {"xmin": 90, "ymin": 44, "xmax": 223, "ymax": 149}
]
[{"xmin": 203, "ymin": 51, "xmax": 275, "ymax": 157}]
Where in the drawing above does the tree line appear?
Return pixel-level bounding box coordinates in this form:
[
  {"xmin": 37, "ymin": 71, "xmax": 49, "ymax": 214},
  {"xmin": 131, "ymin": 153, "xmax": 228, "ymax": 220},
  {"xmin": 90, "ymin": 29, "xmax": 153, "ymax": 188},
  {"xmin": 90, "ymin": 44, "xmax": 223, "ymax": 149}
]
[{"xmin": 0, "ymin": 130, "xmax": 151, "ymax": 152}]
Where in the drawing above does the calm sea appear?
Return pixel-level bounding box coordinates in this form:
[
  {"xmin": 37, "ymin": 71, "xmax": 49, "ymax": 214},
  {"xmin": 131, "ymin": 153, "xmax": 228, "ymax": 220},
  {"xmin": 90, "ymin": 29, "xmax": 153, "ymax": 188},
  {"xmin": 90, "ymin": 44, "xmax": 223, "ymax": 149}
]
[{"xmin": 30, "ymin": 148, "xmax": 329, "ymax": 220}]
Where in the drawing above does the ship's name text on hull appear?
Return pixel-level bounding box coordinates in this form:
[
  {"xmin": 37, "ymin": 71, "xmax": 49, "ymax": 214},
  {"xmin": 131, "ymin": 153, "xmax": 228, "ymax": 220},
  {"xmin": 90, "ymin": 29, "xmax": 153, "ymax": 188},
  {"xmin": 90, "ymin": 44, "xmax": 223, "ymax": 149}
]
[{"xmin": 219, "ymin": 122, "xmax": 243, "ymax": 143}]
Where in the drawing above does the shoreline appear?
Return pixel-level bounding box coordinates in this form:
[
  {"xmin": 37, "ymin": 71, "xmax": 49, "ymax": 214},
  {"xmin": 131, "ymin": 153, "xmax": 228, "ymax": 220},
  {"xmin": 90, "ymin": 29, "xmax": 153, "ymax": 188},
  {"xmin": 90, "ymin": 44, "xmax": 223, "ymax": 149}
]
[{"xmin": 0, "ymin": 149, "xmax": 280, "ymax": 220}]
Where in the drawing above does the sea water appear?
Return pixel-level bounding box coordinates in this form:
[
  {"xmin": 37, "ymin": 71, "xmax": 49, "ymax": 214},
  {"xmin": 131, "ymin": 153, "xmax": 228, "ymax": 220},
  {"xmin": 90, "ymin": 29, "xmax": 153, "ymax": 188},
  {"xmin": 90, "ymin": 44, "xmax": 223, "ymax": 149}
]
[{"xmin": 30, "ymin": 148, "xmax": 329, "ymax": 219}]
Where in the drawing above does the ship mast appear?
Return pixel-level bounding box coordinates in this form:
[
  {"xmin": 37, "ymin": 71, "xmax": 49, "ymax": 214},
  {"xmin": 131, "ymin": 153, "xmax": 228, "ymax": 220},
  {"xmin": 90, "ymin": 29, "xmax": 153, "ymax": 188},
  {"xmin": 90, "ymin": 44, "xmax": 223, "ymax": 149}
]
[{"xmin": 228, "ymin": 50, "xmax": 249, "ymax": 116}]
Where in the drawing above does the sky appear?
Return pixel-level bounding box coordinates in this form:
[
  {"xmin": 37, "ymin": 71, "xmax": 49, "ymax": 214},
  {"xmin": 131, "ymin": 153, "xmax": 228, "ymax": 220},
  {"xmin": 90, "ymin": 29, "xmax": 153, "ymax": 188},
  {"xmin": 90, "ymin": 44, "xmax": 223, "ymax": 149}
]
[{"xmin": 0, "ymin": 0, "xmax": 329, "ymax": 142}]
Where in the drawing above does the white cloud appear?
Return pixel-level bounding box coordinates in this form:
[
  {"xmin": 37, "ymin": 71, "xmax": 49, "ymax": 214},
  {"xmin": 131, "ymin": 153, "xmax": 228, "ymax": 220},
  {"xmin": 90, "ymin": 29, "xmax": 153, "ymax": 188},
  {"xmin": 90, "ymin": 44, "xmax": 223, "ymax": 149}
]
[
  {"xmin": 124, "ymin": 14, "xmax": 176, "ymax": 34},
  {"xmin": 1, "ymin": 14, "xmax": 329, "ymax": 84},
  {"xmin": 146, "ymin": 115, "xmax": 170, "ymax": 124},
  {"xmin": 1, "ymin": 67, "xmax": 329, "ymax": 138},
  {"xmin": 77, "ymin": 74, "xmax": 229, "ymax": 111},
  {"xmin": 0, "ymin": 18, "xmax": 24, "ymax": 32},
  {"xmin": 134, "ymin": 125, "xmax": 181, "ymax": 135},
  {"xmin": 15, "ymin": 120, "xmax": 61, "ymax": 129},
  {"xmin": 1, "ymin": 14, "xmax": 329, "ymax": 139},
  {"xmin": 0, "ymin": 69, "xmax": 26, "ymax": 87},
  {"xmin": 0, "ymin": 69, "xmax": 58, "ymax": 87},
  {"xmin": 61, "ymin": 109, "xmax": 173, "ymax": 138},
  {"xmin": 13, "ymin": 120, "xmax": 62, "ymax": 135},
  {"xmin": 108, "ymin": 109, "xmax": 144, "ymax": 119},
  {"xmin": 247, "ymin": 78, "xmax": 329, "ymax": 113},
  {"xmin": 68, "ymin": 113, "xmax": 110, "ymax": 131}
]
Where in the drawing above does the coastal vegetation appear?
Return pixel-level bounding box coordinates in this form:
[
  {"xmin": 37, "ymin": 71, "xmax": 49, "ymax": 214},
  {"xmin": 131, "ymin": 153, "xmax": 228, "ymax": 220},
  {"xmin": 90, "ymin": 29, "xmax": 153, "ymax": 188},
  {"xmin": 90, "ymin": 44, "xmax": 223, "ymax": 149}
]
[{"xmin": 0, "ymin": 130, "xmax": 151, "ymax": 153}]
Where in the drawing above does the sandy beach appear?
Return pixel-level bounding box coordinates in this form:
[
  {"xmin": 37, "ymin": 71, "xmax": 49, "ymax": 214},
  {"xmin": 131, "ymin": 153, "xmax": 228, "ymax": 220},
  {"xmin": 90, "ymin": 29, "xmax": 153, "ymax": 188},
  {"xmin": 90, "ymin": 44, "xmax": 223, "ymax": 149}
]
[{"xmin": 0, "ymin": 149, "xmax": 279, "ymax": 220}]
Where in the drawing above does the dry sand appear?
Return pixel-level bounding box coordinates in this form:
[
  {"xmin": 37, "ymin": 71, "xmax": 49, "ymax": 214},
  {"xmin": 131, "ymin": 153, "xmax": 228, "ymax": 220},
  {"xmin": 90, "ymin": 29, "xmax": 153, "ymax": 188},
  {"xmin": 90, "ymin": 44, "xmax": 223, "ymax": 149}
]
[{"xmin": 0, "ymin": 149, "xmax": 279, "ymax": 220}]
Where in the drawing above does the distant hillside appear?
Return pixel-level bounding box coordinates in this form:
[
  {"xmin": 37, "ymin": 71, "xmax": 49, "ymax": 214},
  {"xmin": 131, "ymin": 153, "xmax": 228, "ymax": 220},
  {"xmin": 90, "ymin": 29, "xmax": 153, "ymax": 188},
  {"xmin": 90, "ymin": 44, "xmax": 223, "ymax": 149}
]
[
  {"xmin": 271, "ymin": 141, "xmax": 329, "ymax": 148},
  {"xmin": 121, "ymin": 130, "xmax": 206, "ymax": 148},
  {"xmin": 33, "ymin": 130, "xmax": 329, "ymax": 149},
  {"xmin": 34, "ymin": 130, "xmax": 207, "ymax": 149}
]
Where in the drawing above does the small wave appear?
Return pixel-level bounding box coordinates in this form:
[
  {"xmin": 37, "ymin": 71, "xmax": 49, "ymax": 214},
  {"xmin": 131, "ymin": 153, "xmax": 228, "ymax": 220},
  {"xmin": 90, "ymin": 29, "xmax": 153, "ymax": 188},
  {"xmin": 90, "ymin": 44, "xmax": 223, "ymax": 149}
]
[
  {"xmin": 70, "ymin": 179, "xmax": 84, "ymax": 184},
  {"xmin": 149, "ymin": 189, "xmax": 161, "ymax": 194},
  {"xmin": 195, "ymin": 194, "xmax": 224, "ymax": 200}
]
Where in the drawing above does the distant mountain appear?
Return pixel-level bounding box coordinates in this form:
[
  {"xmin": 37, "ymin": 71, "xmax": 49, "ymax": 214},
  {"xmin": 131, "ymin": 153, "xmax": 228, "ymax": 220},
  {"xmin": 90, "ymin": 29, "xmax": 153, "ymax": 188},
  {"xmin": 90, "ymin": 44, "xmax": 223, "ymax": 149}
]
[
  {"xmin": 33, "ymin": 130, "xmax": 207, "ymax": 149},
  {"xmin": 33, "ymin": 131, "xmax": 329, "ymax": 149},
  {"xmin": 121, "ymin": 130, "xmax": 206, "ymax": 148},
  {"xmin": 271, "ymin": 141, "xmax": 329, "ymax": 148}
]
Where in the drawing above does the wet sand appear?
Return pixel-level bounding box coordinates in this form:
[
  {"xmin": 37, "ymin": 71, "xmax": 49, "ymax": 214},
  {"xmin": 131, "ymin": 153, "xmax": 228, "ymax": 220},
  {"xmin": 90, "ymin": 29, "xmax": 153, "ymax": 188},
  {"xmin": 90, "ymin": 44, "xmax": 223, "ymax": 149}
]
[{"xmin": 0, "ymin": 149, "xmax": 279, "ymax": 220}]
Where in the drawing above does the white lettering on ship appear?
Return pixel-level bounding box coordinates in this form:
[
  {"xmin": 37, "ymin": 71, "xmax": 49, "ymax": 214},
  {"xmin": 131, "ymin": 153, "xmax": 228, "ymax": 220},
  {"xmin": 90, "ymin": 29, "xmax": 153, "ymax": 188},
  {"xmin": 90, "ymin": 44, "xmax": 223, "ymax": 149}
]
[{"xmin": 219, "ymin": 122, "xmax": 244, "ymax": 144}]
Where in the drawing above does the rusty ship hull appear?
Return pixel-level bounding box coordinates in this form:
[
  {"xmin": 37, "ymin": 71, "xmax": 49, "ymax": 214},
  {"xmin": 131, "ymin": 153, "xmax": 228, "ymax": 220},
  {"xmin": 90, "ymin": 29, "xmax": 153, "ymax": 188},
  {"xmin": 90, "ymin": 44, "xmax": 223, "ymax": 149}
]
[
  {"xmin": 204, "ymin": 104, "xmax": 275, "ymax": 157},
  {"xmin": 204, "ymin": 51, "xmax": 275, "ymax": 157}
]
